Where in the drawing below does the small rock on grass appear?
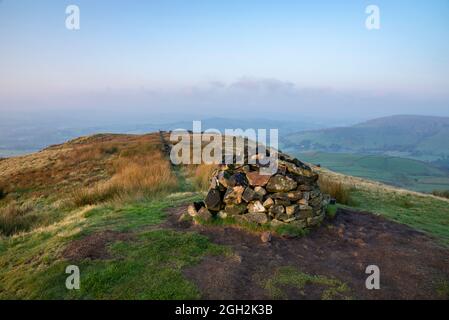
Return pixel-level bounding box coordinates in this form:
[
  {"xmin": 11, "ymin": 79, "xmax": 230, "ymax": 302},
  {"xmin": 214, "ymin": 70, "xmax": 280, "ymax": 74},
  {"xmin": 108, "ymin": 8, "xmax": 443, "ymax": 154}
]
[
  {"xmin": 196, "ymin": 207, "xmax": 212, "ymax": 222},
  {"xmin": 187, "ymin": 204, "xmax": 198, "ymax": 217},
  {"xmin": 178, "ymin": 212, "xmax": 193, "ymax": 222},
  {"xmin": 245, "ymin": 212, "xmax": 268, "ymax": 225},
  {"xmin": 260, "ymin": 231, "xmax": 272, "ymax": 243}
]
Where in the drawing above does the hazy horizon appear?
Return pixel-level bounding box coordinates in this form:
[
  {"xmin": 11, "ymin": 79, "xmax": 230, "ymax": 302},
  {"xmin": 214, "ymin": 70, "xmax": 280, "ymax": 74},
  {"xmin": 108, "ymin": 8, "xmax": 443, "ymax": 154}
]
[{"xmin": 1, "ymin": 0, "xmax": 449, "ymax": 125}]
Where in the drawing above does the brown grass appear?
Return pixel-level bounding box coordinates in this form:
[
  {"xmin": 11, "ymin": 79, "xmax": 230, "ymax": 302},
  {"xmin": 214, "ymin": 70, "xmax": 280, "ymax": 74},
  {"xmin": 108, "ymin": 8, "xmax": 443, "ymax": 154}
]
[
  {"xmin": 189, "ymin": 164, "xmax": 217, "ymax": 191},
  {"xmin": 0, "ymin": 182, "xmax": 5, "ymax": 200},
  {"xmin": 0, "ymin": 201, "xmax": 37, "ymax": 236},
  {"xmin": 318, "ymin": 175, "xmax": 353, "ymax": 205},
  {"xmin": 0, "ymin": 133, "xmax": 165, "ymax": 198},
  {"xmin": 71, "ymin": 152, "xmax": 178, "ymax": 207},
  {"xmin": 432, "ymin": 190, "xmax": 449, "ymax": 199}
]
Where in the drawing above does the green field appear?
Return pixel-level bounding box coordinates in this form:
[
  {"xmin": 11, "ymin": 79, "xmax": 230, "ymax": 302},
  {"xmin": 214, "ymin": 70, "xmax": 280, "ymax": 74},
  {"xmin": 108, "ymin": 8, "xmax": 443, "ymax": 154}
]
[{"xmin": 295, "ymin": 152, "xmax": 449, "ymax": 193}]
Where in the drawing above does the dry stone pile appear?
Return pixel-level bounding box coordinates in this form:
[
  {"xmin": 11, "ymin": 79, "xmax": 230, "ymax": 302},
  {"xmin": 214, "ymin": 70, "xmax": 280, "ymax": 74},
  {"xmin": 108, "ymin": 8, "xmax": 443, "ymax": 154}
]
[{"xmin": 188, "ymin": 152, "xmax": 330, "ymax": 230}]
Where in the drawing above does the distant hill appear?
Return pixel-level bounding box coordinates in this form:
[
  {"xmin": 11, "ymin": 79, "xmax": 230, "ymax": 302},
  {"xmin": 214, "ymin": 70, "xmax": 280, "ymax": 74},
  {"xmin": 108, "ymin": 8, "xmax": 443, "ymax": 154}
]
[
  {"xmin": 282, "ymin": 115, "xmax": 449, "ymax": 166},
  {"xmin": 0, "ymin": 117, "xmax": 322, "ymax": 157},
  {"xmin": 296, "ymin": 151, "xmax": 449, "ymax": 193}
]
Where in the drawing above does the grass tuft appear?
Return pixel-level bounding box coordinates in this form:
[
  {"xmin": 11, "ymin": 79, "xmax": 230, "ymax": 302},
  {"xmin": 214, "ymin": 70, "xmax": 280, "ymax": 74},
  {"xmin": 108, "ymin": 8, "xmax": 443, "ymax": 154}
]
[
  {"xmin": 326, "ymin": 204, "xmax": 338, "ymax": 219},
  {"xmin": 186, "ymin": 164, "xmax": 217, "ymax": 191},
  {"xmin": 261, "ymin": 266, "xmax": 351, "ymax": 300},
  {"xmin": 318, "ymin": 176, "xmax": 354, "ymax": 205},
  {"xmin": 71, "ymin": 153, "xmax": 178, "ymax": 207},
  {"xmin": 0, "ymin": 183, "xmax": 6, "ymax": 200},
  {"xmin": 275, "ymin": 224, "xmax": 308, "ymax": 237},
  {"xmin": 0, "ymin": 201, "xmax": 38, "ymax": 236},
  {"xmin": 432, "ymin": 190, "xmax": 449, "ymax": 199}
]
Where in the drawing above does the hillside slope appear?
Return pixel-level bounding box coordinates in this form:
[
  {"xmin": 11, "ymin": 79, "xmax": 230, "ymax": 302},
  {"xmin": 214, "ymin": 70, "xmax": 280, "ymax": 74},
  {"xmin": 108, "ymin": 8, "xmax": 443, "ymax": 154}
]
[
  {"xmin": 294, "ymin": 152, "xmax": 449, "ymax": 193},
  {"xmin": 0, "ymin": 133, "xmax": 448, "ymax": 299},
  {"xmin": 282, "ymin": 115, "xmax": 449, "ymax": 163}
]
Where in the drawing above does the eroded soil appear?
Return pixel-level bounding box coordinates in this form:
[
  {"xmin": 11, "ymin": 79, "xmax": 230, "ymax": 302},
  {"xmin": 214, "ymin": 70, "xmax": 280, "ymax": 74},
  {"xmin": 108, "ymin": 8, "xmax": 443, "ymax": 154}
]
[
  {"xmin": 62, "ymin": 230, "xmax": 133, "ymax": 261},
  {"xmin": 167, "ymin": 206, "xmax": 449, "ymax": 300}
]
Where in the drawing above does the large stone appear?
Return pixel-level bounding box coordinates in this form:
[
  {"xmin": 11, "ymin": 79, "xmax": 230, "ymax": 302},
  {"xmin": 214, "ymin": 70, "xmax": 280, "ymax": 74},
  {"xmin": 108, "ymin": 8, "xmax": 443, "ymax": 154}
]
[
  {"xmin": 245, "ymin": 212, "xmax": 268, "ymax": 225},
  {"xmin": 205, "ymin": 189, "xmax": 221, "ymax": 211},
  {"xmin": 279, "ymin": 160, "xmax": 315, "ymax": 177},
  {"xmin": 217, "ymin": 170, "xmax": 231, "ymax": 188},
  {"xmin": 270, "ymin": 191, "xmax": 302, "ymax": 201},
  {"xmin": 263, "ymin": 197, "xmax": 274, "ymax": 209},
  {"xmin": 269, "ymin": 204, "xmax": 285, "ymax": 217},
  {"xmin": 296, "ymin": 205, "xmax": 314, "ymax": 219},
  {"xmin": 271, "ymin": 192, "xmax": 289, "ymax": 201},
  {"xmin": 234, "ymin": 215, "xmax": 249, "ymax": 224},
  {"xmin": 254, "ymin": 186, "xmax": 267, "ymax": 198},
  {"xmin": 246, "ymin": 171, "xmax": 272, "ymax": 187},
  {"xmin": 286, "ymin": 204, "xmax": 300, "ymax": 216},
  {"xmin": 196, "ymin": 207, "xmax": 212, "ymax": 221},
  {"xmin": 223, "ymin": 186, "xmax": 245, "ymax": 204},
  {"xmin": 228, "ymin": 173, "xmax": 249, "ymax": 187},
  {"xmin": 247, "ymin": 201, "xmax": 266, "ymax": 213},
  {"xmin": 275, "ymin": 199, "xmax": 291, "ymax": 206},
  {"xmin": 236, "ymin": 165, "xmax": 251, "ymax": 173},
  {"xmin": 242, "ymin": 187, "xmax": 257, "ymax": 203},
  {"xmin": 224, "ymin": 203, "xmax": 247, "ymax": 216},
  {"xmin": 277, "ymin": 212, "xmax": 294, "ymax": 222},
  {"xmin": 210, "ymin": 177, "xmax": 219, "ymax": 189},
  {"xmin": 309, "ymin": 196, "xmax": 323, "ymax": 208},
  {"xmin": 298, "ymin": 185, "xmax": 313, "ymax": 192},
  {"xmin": 266, "ymin": 175, "xmax": 297, "ymax": 192},
  {"xmin": 300, "ymin": 204, "xmax": 313, "ymax": 211}
]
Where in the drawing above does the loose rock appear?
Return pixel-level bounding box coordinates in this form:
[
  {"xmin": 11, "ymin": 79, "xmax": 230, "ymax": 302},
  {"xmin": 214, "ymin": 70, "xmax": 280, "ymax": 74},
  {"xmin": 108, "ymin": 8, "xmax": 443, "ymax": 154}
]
[
  {"xmin": 260, "ymin": 231, "xmax": 272, "ymax": 243},
  {"xmin": 205, "ymin": 189, "xmax": 221, "ymax": 211},
  {"xmin": 196, "ymin": 207, "xmax": 212, "ymax": 222}
]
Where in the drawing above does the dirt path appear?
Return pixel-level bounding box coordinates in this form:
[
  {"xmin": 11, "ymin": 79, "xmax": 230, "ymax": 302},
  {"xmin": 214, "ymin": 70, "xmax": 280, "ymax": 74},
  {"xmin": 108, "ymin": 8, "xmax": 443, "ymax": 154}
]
[{"xmin": 166, "ymin": 206, "xmax": 449, "ymax": 300}]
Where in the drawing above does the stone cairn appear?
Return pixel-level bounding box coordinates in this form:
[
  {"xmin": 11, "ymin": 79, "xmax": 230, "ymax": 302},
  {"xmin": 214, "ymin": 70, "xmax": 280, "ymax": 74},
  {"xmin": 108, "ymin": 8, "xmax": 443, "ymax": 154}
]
[{"xmin": 188, "ymin": 151, "xmax": 330, "ymax": 230}]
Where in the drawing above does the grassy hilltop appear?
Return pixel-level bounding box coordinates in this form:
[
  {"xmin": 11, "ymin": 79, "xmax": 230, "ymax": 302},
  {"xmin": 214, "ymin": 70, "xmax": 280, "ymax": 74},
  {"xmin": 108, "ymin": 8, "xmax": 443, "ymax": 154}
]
[{"xmin": 0, "ymin": 133, "xmax": 448, "ymax": 299}]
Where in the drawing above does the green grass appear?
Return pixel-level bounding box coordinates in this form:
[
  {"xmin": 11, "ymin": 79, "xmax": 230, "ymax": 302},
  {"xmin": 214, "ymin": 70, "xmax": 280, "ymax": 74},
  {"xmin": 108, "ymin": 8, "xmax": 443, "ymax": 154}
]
[
  {"xmin": 346, "ymin": 189, "xmax": 449, "ymax": 246},
  {"xmin": 435, "ymin": 279, "xmax": 449, "ymax": 299},
  {"xmin": 0, "ymin": 198, "xmax": 70, "ymax": 236},
  {"xmin": 326, "ymin": 204, "xmax": 338, "ymax": 219},
  {"xmin": 296, "ymin": 152, "xmax": 449, "ymax": 193},
  {"xmin": 0, "ymin": 193, "xmax": 227, "ymax": 299},
  {"xmin": 27, "ymin": 230, "xmax": 227, "ymax": 300},
  {"xmin": 197, "ymin": 215, "xmax": 308, "ymax": 238},
  {"xmin": 260, "ymin": 266, "xmax": 352, "ymax": 300}
]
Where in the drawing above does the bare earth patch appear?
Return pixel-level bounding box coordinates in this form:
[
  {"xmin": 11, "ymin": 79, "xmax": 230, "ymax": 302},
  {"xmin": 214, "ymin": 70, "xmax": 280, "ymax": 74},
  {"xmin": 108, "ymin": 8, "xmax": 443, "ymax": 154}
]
[
  {"xmin": 167, "ymin": 206, "xmax": 449, "ymax": 300},
  {"xmin": 62, "ymin": 230, "xmax": 133, "ymax": 261}
]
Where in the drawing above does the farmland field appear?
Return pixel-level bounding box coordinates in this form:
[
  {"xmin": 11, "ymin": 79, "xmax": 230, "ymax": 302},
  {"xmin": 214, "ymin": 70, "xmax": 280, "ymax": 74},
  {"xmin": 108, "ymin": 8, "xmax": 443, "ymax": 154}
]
[{"xmin": 295, "ymin": 152, "xmax": 449, "ymax": 193}]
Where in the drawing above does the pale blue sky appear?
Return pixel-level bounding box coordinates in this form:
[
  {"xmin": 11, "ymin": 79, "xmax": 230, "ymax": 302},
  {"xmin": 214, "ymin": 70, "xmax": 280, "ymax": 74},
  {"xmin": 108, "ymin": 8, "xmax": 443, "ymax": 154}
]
[{"xmin": 0, "ymin": 0, "xmax": 448, "ymax": 120}]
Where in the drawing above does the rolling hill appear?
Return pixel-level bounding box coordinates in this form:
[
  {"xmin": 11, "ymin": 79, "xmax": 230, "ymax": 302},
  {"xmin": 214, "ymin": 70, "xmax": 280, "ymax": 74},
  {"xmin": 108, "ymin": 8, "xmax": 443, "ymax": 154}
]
[
  {"xmin": 282, "ymin": 115, "xmax": 449, "ymax": 165},
  {"xmin": 1, "ymin": 133, "xmax": 449, "ymax": 299}
]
